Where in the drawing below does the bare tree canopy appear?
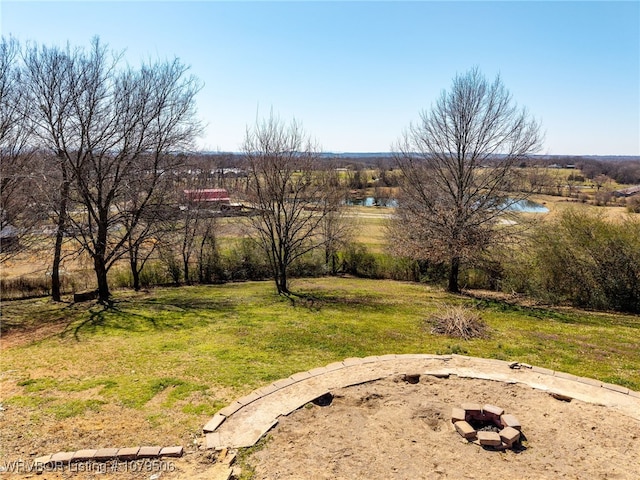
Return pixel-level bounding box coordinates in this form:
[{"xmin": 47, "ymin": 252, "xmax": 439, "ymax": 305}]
[
  {"xmin": 21, "ymin": 37, "xmax": 203, "ymax": 302},
  {"xmin": 391, "ymin": 67, "xmax": 542, "ymax": 293},
  {"xmin": 0, "ymin": 37, "xmax": 29, "ymax": 162},
  {"xmin": 243, "ymin": 113, "xmax": 345, "ymax": 295},
  {"xmin": 0, "ymin": 36, "xmax": 37, "ymax": 261}
]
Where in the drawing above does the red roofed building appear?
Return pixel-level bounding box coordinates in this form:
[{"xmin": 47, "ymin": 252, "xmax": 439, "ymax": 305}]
[{"xmin": 183, "ymin": 188, "xmax": 231, "ymax": 205}]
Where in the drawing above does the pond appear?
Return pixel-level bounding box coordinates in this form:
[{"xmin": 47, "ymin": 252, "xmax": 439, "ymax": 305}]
[
  {"xmin": 345, "ymin": 196, "xmax": 548, "ymax": 213},
  {"xmin": 505, "ymin": 199, "xmax": 549, "ymax": 213},
  {"xmin": 344, "ymin": 196, "xmax": 398, "ymax": 207}
]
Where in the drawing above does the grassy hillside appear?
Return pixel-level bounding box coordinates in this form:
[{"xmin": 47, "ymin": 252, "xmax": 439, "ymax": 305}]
[{"xmin": 1, "ymin": 278, "xmax": 638, "ymax": 456}]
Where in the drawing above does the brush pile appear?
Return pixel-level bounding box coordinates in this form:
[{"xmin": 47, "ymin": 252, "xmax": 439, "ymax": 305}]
[{"xmin": 428, "ymin": 305, "xmax": 489, "ymax": 340}]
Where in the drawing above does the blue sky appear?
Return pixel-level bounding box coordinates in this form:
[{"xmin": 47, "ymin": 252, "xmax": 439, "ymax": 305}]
[{"xmin": 2, "ymin": 1, "xmax": 639, "ymax": 155}]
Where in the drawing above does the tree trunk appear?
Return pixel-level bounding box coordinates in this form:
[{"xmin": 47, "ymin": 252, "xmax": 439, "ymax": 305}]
[
  {"xmin": 94, "ymin": 217, "xmax": 111, "ymax": 303},
  {"xmin": 276, "ymin": 265, "xmax": 289, "ymax": 295},
  {"xmin": 130, "ymin": 250, "xmax": 140, "ymax": 291},
  {"xmin": 51, "ymin": 178, "xmax": 69, "ymax": 302},
  {"xmin": 51, "ymin": 221, "xmax": 64, "ymax": 302},
  {"xmin": 183, "ymin": 257, "xmax": 190, "ymax": 285},
  {"xmin": 448, "ymin": 256, "xmax": 461, "ymax": 293},
  {"xmin": 325, "ymin": 246, "xmax": 330, "ymax": 271},
  {"xmin": 94, "ymin": 255, "xmax": 110, "ymax": 303}
]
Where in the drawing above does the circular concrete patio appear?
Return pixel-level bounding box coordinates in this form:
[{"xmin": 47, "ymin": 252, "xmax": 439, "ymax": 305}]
[{"xmin": 202, "ymin": 354, "xmax": 640, "ymax": 450}]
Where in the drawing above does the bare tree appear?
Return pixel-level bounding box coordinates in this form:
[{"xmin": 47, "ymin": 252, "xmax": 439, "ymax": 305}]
[
  {"xmin": 318, "ymin": 168, "xmax": 352, "ymax": 275},
  {"xmin": 21, "ymin": 41, "xmax": 79, "ymax": 300},
  {"xmin": 391, "ymin": 67, "xmax": 542, "ymax": 293},
  {"xmin": 525, "ymin": 165, "xmax": 554, "ymax": 194},
  {"xmin": 346, "ymin": 164, "xmax": 367, "ymax": 190},
  {"xmin": 0, "ymin": 37, "xmax": 38, "ymax": 262},
  {"xmin": 125, "ymin": 214, "xmax": 160, "ymax": 291},
  {"xmin": 242, "ymin": 113, "xmax": 340, "ymax": 294},
  {"xmin": 593, "ymin": 173, "xmax": 610, "ymax": 192},
  {"xmin": 122, "ymin": 171, "xmax": 179, "ymax": 291},
  {"xmin": 178, "ymin": 185, "xmax": 219, "ymax": 285},
  {"xmin": 23, "ymin": 38, "xmax": 202, "ymax": 303}
]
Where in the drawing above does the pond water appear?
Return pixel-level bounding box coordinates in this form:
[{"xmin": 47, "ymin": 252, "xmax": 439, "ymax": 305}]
[
  {"xmin": 505, "ymin": 199, "xmax": 549, "ymax": 213},
  {"xmin": 344, "ymin": 197, "xmax": 398, "ymax": 207},
  {"xmin": 345, "ymin": 196, "xmax": 548, "ymax": 213}
]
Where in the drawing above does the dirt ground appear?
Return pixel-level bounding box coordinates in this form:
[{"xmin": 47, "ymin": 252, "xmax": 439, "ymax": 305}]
[
  {"xmin": 2, "ymin": 374, "xmax": 638, "ymax": 479},
  {"xmin": 248, "ymin": 375, "xmax": 639, "ymax": 480}
]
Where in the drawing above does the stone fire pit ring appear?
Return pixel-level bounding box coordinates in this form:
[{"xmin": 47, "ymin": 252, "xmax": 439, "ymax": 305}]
[{"xmin": 452, "ymin": 403, "xmax": 523, "ymax": 450}]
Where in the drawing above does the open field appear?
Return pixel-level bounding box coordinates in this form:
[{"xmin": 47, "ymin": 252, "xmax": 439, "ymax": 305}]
[
  {"xmin": 0, "ymin": 185, "xmax": 634, "ymax": 286},
  {"xmin": 0, "ymin": 205, "xmax": 394, "ymax": 283},
  {"xmin": 345, "ymin": 206, "xmax": 392, "ymax": 252},
  {"xmin": 1, "ymin": 277, "xmax": 639, "ymax": 476},
  {"xmin": 530, "ymin": 194, "xmax": 632, "ymax": 221}
]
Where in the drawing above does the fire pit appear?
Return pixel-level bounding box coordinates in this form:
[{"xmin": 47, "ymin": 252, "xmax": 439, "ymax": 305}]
[{"xmin": 452, "ymin": 403, "xmax": 523, "ymax": 450}]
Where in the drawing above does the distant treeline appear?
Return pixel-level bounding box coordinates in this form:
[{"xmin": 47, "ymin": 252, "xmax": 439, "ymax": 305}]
[
  {"xmin": 198, "ymin": 152, "xmax": 640, "ymax": 184},
  {"xmin": 575, "ymin": 158, "xmax": 640, "ymax": 185}
]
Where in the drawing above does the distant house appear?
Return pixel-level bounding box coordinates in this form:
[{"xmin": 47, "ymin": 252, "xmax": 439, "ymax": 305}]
[
  {"xmin": 213, "ymin": 167, "xmax": 247, "ymax": 178},
  {"xmin": 183, "ymin": 188, "xmax": 231, "ymax": 205},
  {"xmin": 548, "ymin": 163, "xmax": 575, "ymax": 169},
  {"xmin": 613, "ymin": 185, "xmax": 640, "ymax": 198},
  {"xmin": 0, "ymin": 224, "xmax": 19, "ymax": 252}
]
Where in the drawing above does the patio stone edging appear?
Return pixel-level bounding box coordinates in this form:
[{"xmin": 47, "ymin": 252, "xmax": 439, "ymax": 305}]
[
  {"xmin": 203, "ymin": 354, "xmax": 640, "ymax": 449},
  {"xmin": 25, "ymin": 354, "xmax": 640, "ymax": 468},
  {"xmin": 202, "ymin": 354, "xmax": 453, "ymax": 433}
]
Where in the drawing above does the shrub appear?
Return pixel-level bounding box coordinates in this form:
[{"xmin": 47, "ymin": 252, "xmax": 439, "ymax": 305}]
[
  {"xmin": 0, "ymin": 273, "xmax": 77, "ymax": 300},
  {"xmin": 594, "ymin": 190, "xmax": 613, "ymax": 206},
  {"xmin": 341, "ymin": 244, "xmax": 381, "ymax": 278},
  {"xmin": 288, "ymin": 251, "xmax": 325, "ymax": 279},
  {"xmin": 110, "ymin": 268, "xmax": 133, "ymax": 289},
  {"xmin": 223, "ymin": 238, "xmax": 270, "ymax": 282},
  {"xmin": 139, "ymin": 262, "xmax": 173, "ymax": 287},
  {"xmin": 459, "ymin": 258, "xmax": 504, "ymax": 291},
  {"xmin": 0, "ymin": 275, "xmax": 51, "ymax": 299},
  {"xmin": 381, "ymin": 255, "xmax": 421, "ymax": 282},
  {"xmin": 159, "ymin": 247, "xmax": 182, "ymax": 285},
  {"xmin": 197, "ymin": 238, "xmax": 224, "ymax": 284},
  {"xmin": 626, "ymin": 196, "xmax": 640, "ymax": 214},
  {"xmin": 567, "ymin": 173, "xmax": 585, "ymax": 182},
  {"xmin": 110, "ymin": 262, "xmax": 174, "ymax": 290},
  {"xmin": 518, "ymin": 209, "xmax": 640, "ymax": 313},
  {"xmin": 497, "ymin": 247, "xmax": 536, "ymax": 295}
]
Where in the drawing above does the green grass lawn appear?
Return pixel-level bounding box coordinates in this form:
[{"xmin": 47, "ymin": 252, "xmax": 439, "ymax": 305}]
[{"xmin": 1, "ymin": 277, "xmax": 639, "ymax": 453}]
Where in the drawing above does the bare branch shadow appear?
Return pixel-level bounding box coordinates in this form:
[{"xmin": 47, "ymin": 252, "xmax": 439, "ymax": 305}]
[{"xmin": 60, "ymin": 300, "xmax": 158, "ymax": 341}]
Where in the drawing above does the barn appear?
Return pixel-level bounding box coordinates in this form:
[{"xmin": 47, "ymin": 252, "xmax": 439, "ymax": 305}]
[{"xmin": 183, "ymin": 188, "xmax": 231, "ymax": 206}]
